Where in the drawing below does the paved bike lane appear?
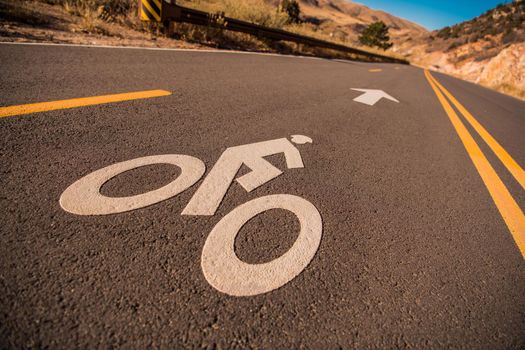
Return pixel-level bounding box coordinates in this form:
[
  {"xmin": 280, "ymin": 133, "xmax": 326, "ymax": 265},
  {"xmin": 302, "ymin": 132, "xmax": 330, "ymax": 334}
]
[{"xmin": 1, "ymin": 44, "xmax": 524, "ymax": 348}]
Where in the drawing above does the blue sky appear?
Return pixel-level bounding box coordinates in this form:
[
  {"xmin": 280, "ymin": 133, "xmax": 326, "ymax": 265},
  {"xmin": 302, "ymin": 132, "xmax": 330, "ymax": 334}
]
[{"xmin": 352, "ymin": 0, "xmax": 512, "ymax": 30}]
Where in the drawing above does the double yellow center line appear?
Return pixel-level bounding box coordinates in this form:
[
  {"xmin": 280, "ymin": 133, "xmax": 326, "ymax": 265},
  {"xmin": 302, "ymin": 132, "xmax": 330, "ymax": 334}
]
[{"xmin": 424, "ymin": 70, "xmax": 525, "ymax": 259}]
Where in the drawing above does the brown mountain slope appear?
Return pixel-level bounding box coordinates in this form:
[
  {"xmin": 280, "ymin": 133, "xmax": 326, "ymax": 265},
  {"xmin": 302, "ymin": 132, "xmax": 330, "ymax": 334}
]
[
  {"xmin": 299, "ymin": 0, "xmax": 426, "ymax": 34},
  {"xmin": 286, "ymin": 0, "xmax": 428, "ymax": 45}
]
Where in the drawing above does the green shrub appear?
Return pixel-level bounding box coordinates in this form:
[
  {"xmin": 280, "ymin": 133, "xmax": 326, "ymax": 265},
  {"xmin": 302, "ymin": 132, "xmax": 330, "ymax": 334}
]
[
  {"xmin": 446, "ymin": 41, "xmax": 460, "ymax": 51},
  {"xmin": 437, "ymin": 26, "xmax": 451, "ymax": 39},
  {"xmin": 358, "ymin": 21, "xmax": 392, "ymax": 50}
]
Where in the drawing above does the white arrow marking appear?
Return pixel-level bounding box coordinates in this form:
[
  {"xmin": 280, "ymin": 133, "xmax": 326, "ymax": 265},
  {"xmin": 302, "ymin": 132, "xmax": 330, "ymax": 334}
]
[{"xmin": 351, "ymin": 88, "xmax": 399, "ymax": 106}]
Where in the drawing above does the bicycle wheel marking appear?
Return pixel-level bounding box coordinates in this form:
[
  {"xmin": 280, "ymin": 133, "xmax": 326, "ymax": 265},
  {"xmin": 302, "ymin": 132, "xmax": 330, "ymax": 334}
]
[
  {"xmin": 201, "ymin": 194, "xmax": 322, "ymax": 296},
  {"xmin": 60, "ymin": 155, "xmax": 205, "ymax": 215}
]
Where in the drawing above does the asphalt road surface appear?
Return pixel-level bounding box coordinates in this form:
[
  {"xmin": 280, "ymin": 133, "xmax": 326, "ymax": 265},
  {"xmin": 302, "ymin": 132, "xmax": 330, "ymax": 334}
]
[{"xmin": 1, "ymin": 43, "xmax": 524, "ymax": 349}]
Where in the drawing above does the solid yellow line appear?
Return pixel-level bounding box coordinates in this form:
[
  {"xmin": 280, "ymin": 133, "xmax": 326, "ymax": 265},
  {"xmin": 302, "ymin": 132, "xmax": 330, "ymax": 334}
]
[
  {"xmin": 424, "ymin": 69, "xmax": 525, "ymax": 259},
  {"xmin": 428, "ymin": 72, "xmax": 525, "ymax": 190},
  {"xmin": 0, "ymin": 90, "xmax": 171, "ymax": 118},
  {"xmin": 368, "ymin": 68, "xmax": 382, "ymax": 72},
  {"xmin": 142, "ymin": 0, "xmax": 161, "ymax": 21}
]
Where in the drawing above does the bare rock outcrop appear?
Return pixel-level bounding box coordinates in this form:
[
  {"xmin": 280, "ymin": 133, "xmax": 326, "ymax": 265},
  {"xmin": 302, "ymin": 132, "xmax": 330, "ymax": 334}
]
[{"xmin": 477, "ymin": 43, "xmax": 525, "ymax": 99}]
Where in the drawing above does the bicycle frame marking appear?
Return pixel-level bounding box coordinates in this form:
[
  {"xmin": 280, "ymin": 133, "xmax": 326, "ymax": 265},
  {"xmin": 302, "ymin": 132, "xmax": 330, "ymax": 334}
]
[{"xmin": 182, "ymin": 137, "xmax": 309, "ymax": 216}]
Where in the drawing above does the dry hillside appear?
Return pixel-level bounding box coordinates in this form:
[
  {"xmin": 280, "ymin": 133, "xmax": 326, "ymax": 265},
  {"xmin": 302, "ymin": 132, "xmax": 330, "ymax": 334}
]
[
  {"xmin": 394, "ymin": 0, "xmax": 525, "ymax": 99},
  {"xmin": 286, "ymin": 0, "xmax": 524, "ymax": 99},
  {"xmin": 178, "ymin": 0, "xmax": 428, "ymax": 46}
]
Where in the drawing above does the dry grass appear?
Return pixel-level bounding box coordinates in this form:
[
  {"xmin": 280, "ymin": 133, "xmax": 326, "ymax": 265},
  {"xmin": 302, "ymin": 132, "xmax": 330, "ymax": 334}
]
[
  {"xmin": 62, "ymin": 0, "xmax": 104, "ymax": 33},
  {"xmin": 170, "ymin": 21, "xmax": 273, "ymax": 51},
  {"xmin": 0, "ymin": 0, "xmax": 200, "ymax": 48},
  {"xmin": 221, "ymin": 0, "xmax": 289, "ymax": 28},
  {"xmin": 178, "ymin": 0, "xmax": 288, "ymax": 27},
  {"xmin": 42, "ymin": 0, "xmax": 140, "ymax": 32}
]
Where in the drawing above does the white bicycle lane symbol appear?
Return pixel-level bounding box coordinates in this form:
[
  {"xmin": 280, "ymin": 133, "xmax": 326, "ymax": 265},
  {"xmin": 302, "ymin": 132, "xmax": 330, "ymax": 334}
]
[{"xmin": 59, "ymin": 135, "xmax": 322, "ymax": 297}]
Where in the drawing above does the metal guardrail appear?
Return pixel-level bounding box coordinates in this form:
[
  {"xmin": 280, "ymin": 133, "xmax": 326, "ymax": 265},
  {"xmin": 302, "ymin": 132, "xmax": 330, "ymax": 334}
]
[{"xmin": 140, "ymin": 0, "xmax": 409, "ymax": 64}]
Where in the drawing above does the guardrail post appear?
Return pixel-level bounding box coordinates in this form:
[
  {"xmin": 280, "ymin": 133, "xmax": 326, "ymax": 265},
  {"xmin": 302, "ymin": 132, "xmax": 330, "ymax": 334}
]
[
  {"xmin": 139, "ymin": 0, "xmax": 164, "ymax": 22},
  {"xmin": 140, "ymin": 0, "xmax": 180, "ymax": 36}
]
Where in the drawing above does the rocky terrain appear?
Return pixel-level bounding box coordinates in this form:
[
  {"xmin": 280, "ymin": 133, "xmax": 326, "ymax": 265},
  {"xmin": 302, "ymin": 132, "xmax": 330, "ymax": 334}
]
[{"xmin": 394, "ymin": 0, "xmax": 525, "ymax": 99}]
